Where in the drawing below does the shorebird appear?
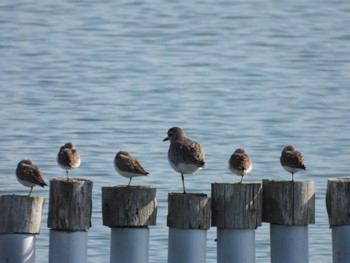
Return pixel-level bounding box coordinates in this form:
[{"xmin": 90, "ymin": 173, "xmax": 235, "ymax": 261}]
[
  {"xmin": 280, "ymin": 145, "xmax": 306, "ymax": 181},
  {"xmin": 163, "ymin": 127, "xmax": 205, "ymax": 194},
  {"xmin": 16, "ymin": 159, "xmax": 47, "ymax": 196},
  {"xmin": 114, "ymin": 150, "xmax": 149, "ymax": 186},
  {"xmin": 229, "ymin": 148, "xmax": 252, "ymax": 183},
  {"xmin": 57, "ymin": 142, "xmax": 81, "ymax": 179}
]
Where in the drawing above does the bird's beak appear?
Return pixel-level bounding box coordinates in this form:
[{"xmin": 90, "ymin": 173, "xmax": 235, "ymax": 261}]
[{"xmin": 163, "ymin": 137, "xmax": 169, "ymax": 142}]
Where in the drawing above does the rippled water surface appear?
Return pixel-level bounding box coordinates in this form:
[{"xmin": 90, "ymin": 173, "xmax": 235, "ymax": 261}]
[{"xmin": 1, "ymin": 0, "xmax": 350, "ymax": 262}]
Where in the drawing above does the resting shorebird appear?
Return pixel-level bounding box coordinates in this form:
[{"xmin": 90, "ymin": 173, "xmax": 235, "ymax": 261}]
[
  {"xmin": 280, "ymin": 145, "xmax": 306, "ymax": 181},
  {"xmin": 163, "ymin": 127, "xmax": 205, "ymax": 194},
  {"xmin": 16, "ymin": 159, "xmax": 47, "ymax": 196},
  {"xmin": 57, "ymin": 142, "xmax": 81, "ymax": 179},
  {"xmin": 229, "ymin": 148, "xmax": 252, "ymax": 183},
  {"xmin": 114, "ymin": 150, "xmax": 149, "ymax": 186}
]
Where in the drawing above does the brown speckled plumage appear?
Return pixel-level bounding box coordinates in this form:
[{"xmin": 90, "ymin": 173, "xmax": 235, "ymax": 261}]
[
  {"xmin": 280, "ymin": 145, "xmax": 306, "ymax": 181},
  {"xmin": 114, "ymin": 150, "xmax": 149, "ymax": 186},
  {"xmin": 16, "ymin": 159, "xmax": 47, "ymax": 196},
  {"xmin": 57, "ymin": 142, "xmax": 81, "ymax": 179},
  {"xmin": 229, "ymin": 148, "xmax": 252, "ymax": 183},
  {"xmin": 163, "ymin": 127, "xmax": 205, "ymax": 193}
]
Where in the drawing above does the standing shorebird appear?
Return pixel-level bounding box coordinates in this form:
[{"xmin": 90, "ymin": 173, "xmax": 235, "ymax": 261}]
[
  {"xmin": 114, "ymin": 150, "xmax": 149, "ymax": 186},
  {"xmin": 57, "ymin": 142, "xmax": 81, "ymax": 179},
  {"xmin": 16, "ymin": 159, "xmax": 47, "ymax": 196},
  {"xmin": 229, "ymin": 148, "xmax": 252, "ymax": 183},
  {"xmin": 280, "ymin": 145, "xmax": 306, "ymax": 181},
  {"xmin": 163, "ymin": 127, "xmax": 205, "ymax": 194}
]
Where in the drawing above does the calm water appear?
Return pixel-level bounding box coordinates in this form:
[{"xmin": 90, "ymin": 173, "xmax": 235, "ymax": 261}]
[{"xmin": 1, "ymin": 0, "xmax": 350, "ymax": 262}]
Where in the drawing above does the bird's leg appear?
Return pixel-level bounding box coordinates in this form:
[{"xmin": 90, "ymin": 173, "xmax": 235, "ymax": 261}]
[
  {"xmin": 66, "ymin": 170, "xmax": 69, "ymax": 180},
  {"xmin": 181, "ymin": 173, "xmax": 186, "ymax": 194},
  {"xmin": 240, "ymin": 175, "xmax": 244, "ymax": 183},
  {"xmin": 292, "ymin": 173, "xmax": 294, "ymax": 182},
  {"xmin": 128, "ymin": 178, "xmax": 132, "ymax": 187},
  {"xmin": 28, "ymin": 187, "xmax": 33, "ymax": 197}
]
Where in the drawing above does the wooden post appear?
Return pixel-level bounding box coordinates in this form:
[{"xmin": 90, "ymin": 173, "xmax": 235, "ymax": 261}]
[
  {"xmin": 0, "ymin": 195, "xmax": 45, "ymax": 263},
  {"xmin": 262, "ymin": 179, "xmax": 315, "ymax": 263},
  {"xmin": 326, "ymin": 178, "xmax": 350, "ymax": 227},
  {"xmin": 47, "ymin": 178, "xmax": 93, "ymax": 263},
  {"xmin": 262, "ymin": 180, "xmax": 315, "ymax": 225},
  {"xmin": 211, "ymin": 183, "xmax": 262, "ymax": 263},
  {"xmin": 212, "ymin": 183, "xmax": 262, "ymax": 229},
  {"xmin": 167, "ymin": 193, "xmax": 211, "ymax": 263},
  {"xmin": 102, "ymin": 185, "xmax": 157, "ymax": 263},
  {"xmin": 326, "ymin": 178, "xmax": 350, "ymax": 263},
  {"xmin": 102, "ymin": 185, "xmax": 157, "ymax": 227}
]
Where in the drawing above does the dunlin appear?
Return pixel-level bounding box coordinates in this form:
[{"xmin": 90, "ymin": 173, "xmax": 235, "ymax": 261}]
[
  {"xmin": 57, "ymin": 142, "xmax": 81, "ymax": 179},
  {"xmin": 114, "ymin": 150, "xmax": 149, "ymax": 186},
  {"xmin": 163, "ymin": 127, "xmax": 205, "ymax": 194},
  {"xmin": 229, "ymin": 148, "xmax": 252, "ymax": 183},
  {"xmin": 280, "ymin": 145, "xmax": 306, "ymax": 181},
  {"xmin": 16, "ymin": 159, "xmax": 47, "ymax": 196}
]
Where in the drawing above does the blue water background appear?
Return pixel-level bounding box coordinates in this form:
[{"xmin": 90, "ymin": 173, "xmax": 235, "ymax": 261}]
[{"xmin": 1, "ymin": 0, "xmax": 350, "ymax": 262}]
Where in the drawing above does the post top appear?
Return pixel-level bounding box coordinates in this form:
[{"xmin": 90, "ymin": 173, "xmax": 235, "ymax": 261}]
[
  {"xmin": 212, "ymin": 182, "xmax": 261, "ymax": 186},
  {"xmin": 328, "ymin": 178, "xmax": 350, "ymax": 183},
  {"xmin": 50, "ymin": 178, "xmax": 92, "ymax": 183},
  {"xmin": 102, "ymin": 185, "xmax": 154, "ymax": 190},
  {"xmin": 263, "ymin": 179, "xmax": 314, "ymax": 183},
  {"xmin": 0, "ymin": 194, "xmax": 45, "ymax": 199},
  {"xmin": 168, "ymin": 192, "xmax": 207, "ymax": 197}
]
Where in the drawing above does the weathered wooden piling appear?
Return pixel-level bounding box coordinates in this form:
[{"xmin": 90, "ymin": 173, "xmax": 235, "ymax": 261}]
[
  {"xmin": 47, "ymin": 178, "xmax": 93, "ymax": 263},
  {"xmin": 102, "ymin": 185, "xmax": 157, "ymax": 263},
  {"xmin": 211, "ymin": 182, "xmax": 262, "ymax": 263},
  {"xmin": 263, "ymin": 179, "xmax": 315, "ymax": 263},
  {"xmin": 326, "ymin": 178, "xmax": 350, "ymax": 263},
  {"xmin": 167, "ymin": 193, "xmax": 211, "ymax": 263},
  {"xmin": 0, "ymin": 195, "xmax": 45, "ymax": 263}
]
